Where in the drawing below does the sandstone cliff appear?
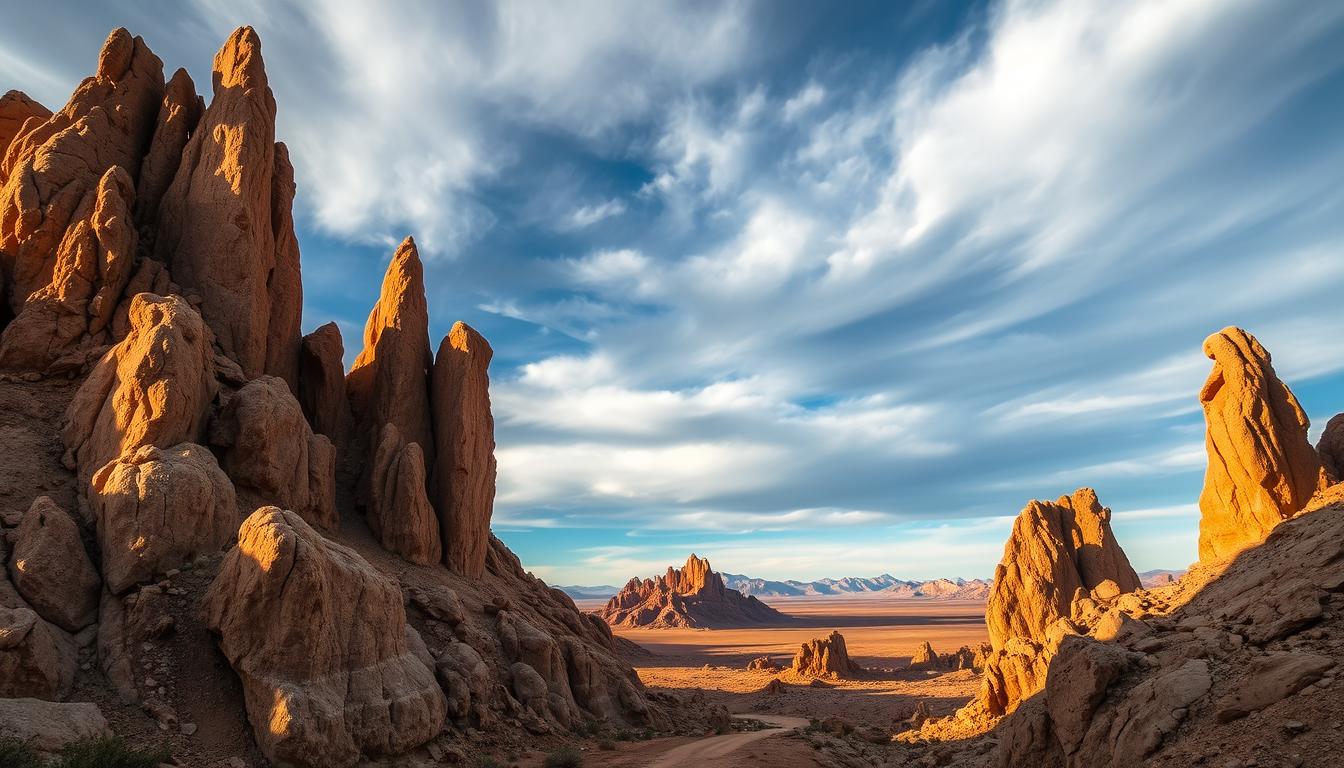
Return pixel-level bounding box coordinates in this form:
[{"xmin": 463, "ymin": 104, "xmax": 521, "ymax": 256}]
[{"xmin": 597, "ymin": 554, "xmax": 790, "ymax": 629}]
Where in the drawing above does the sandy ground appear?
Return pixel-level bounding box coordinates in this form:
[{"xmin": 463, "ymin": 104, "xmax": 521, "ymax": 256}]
[{"xmin": 560, "ymin": 596, "xmax": 991, "ymax": 765}]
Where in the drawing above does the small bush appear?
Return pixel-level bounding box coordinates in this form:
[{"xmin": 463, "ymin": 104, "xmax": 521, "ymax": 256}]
[
  {"xmin": 542, "ymin": 747, "xmax": 584, "ymax": 768},
  {"xmin": 0, "ymin": 738, "xmax": 42, "ymax": 768},
  {"xmin": 597, "ymin": 739, "xmax": 616, "ymax": 751},
  {"xmin": 53, "ymin": 736, "xmax": 169, "ymax": 768}
]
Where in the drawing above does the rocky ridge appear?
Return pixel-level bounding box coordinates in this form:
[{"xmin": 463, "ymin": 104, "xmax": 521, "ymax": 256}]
[
  {"xmin": 597, "ymin": 554, "xmax": 791, "ymax": 629},
  {"xmin": 0, "ymin": 26, "xmax": 719, "ymax": 767}
]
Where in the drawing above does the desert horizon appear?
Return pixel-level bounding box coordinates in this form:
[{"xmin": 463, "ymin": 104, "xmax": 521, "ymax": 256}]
[{"xmin": 3, "ymin": 2, "xmax": 1344, "ymax": 767}]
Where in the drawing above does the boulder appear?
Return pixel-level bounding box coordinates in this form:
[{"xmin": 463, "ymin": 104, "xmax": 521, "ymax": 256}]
[
  {"xmin": 0, "ymin": 164, "xmax": 137, "ymax": 371},
  {"xmin": 791, "ymin": 631, "xmax": 862, "ymax": 679},
  {"xmin": 1316, "ymin": 412, "xmax": 1344, "ymax": 482},
  {"xmin": 212, "ymin": 375, "xmax": 336, "ymax": 529},
  {"xmin": 0, "ymin": 29, "xmax": 163, "ymax": 312},
  {"xmin": 367, "ymin": 424, "xmax": 441, "ymax": 564},
  {"xmin": 298, "ymin": 322, "xmax": 351, "ymax": 443},
  {"xmin": 347, "ymin": 236, "xmax": 435, "ymax": 479},
  {"xmin": 7, "ymin": 496, "xmax": 99, "ymax": 631},
  {"xmin": 497, "ymin": 610, "xmax": 580, "ymax": 728},
  {"xmin": 1043, "ymin": 635, "xmax": 1130, "ymax": 757},
  {"xmin": 1213, "ymin": 652, "xmax": 1333, "ymax": 723},
  {"xmin": 202, "ymin": 507, "xmax": 446, "ymax": 768},
  {"xmin": 0, "ymin": 604, "xmax": 76, "ymax": 700},
  {"xmin": 1197, "ymin": 327, "xmax": 1328, "ymax": 562},
  {"xmin": 62, "ymin": 293, "xmax": 215, "ymax": 488},
  {"xmin": 89, "ymin": 443, "xmax": 236, "ymax": 594},
  {"xmin": 431, "ymin": 321, "xmax": 496, "ymax": 577},
  {"xmin": 746, "ymin": 655, "xmax": 781, "ymax": 672},
  {"xmin": 0, "ymin": 698, "xmax": 109, "ymax": 753},
  {"xmin": 1074, "ymin": 658, "xmax": 1212, "ymax": 766},
  {"xmin": 153, "ymin": 27, "xmax": 300, "ymax": 383},
  {"xmin": 909, "ymin": 640, "xmax": 940, "ymax": 670}
]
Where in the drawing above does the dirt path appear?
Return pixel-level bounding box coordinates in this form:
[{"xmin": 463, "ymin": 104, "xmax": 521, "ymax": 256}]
[{"xmin": 647, "ymin": 714, "xmax": 812, "ymax": 767}]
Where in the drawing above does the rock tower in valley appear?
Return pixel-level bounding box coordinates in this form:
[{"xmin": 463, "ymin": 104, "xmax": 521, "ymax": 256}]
[{"xmin": 597, "ymin": 554, "xmax": 789, "ymax": 628}]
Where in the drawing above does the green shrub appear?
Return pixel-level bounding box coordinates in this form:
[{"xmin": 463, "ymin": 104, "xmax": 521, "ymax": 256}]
[
  {"xmin": 542, "ymin": 747, "xmax": 584, "ymax": 768},
  {"xmin": 0, "ymin": 738, "xmax": 42, "ymax": 768},
  {"xmin": 53, "ymin": 736, "xmax": 169, "ymax": 768}
]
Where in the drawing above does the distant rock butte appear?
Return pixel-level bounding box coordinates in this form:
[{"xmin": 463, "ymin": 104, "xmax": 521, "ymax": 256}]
[
  {"xmin": 791, "ymin": 631, "xmax": 862, "ymax": 679},
  {"xmin": 1197, "ymin": 327, "xmax": 1329, "ymax": 563},
  {"xmin": 597, "ymin": 554, "xmax": 790, "ymax": 628}
]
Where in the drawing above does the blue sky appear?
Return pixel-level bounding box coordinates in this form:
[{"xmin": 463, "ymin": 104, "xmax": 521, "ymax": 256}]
[{"xmin": 8, "ymin": 0, "xmax": 1344, "ymax": 585}]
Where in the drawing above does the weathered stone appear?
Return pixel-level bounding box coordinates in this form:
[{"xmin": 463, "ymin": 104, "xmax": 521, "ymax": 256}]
[
  {"xmin": 0, "ymin": 698, "xmax": 109, "ymax": 753},
  {"xmin": 1197, "ymin": 327, "xmax": 1328, "ymax": 562},
  {"xmin": 212, "ymin": 375, "xmax": 335, "ymax": 529},
  {"xmin": 153, "ymin": 27, "xmax": 300, "ymax": 383},
  {"xmin": 62, "ymin": 293, "xmax": 215, "ymax": 488},
  {"xmin": 298, "ymin": 322, "xmax": 350, "ymax": 443},
  {"xmin": 1214, "ymin": 652, "xmax": 1333, "ymax": 723},
  {"xmin": 431, "ymin": 321, "xmax": 496, "ymax": 577},
  {"xmin": 8, "ymin": 496, "xmax": 99, "ymax": 631},
  {"xmin": 1316, "ymin": 413, "xmax": 1344, "ymax": 482},
  {"xmin": 90, "ymin": 443, "xmax": 235, "ymax": 594},
  {"xmin": 598, "ymin": 554, "xmax": 787, "ymax": 628},
  {"xmin": 203, "ymin": 507, "xmax": 446, "ymax": 768},
  {"xmin": 367, "ymin": 423, "xmax": 441, "ymax": 565},
  {"xmin": 0, "ymin": 91, "xmax": 51, "ymax": 176},
  {"xmin": 791, "ymin": 631, "xmax": 862, "ymax": 679},
  {"xmin": 134, "ymin": 68, "xmax": 202, "ymax": 239}
]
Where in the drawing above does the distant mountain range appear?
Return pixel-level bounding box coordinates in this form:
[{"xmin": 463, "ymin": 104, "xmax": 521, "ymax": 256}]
[
  {"xmin": 561, "ymin": 567, "xmax": 1187, "ymax": 602},
  {"xmin": 720, "ymin": 573, "xmax": 992, "ymax": 599}
]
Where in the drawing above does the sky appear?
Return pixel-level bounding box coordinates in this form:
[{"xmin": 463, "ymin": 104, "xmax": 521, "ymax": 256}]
[{"xmin": 7, "ymin": 0, "xmax": 1344, "ymax": 586}]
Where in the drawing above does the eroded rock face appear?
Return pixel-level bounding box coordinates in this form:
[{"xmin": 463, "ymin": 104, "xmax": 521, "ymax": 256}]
[
  {"xmin": 0, "ymin": 91, "xmax": 51, "ymax": 172},
  {"xmin": 203, "ymin": 507, "xmax": 446, "ymax": 768},
  {"xmin": 62, "ymin": 293, "xmax": 214, "ymax": 487},
  {"xmin": 791, "ymin": 631, "xmax": 862, "ymax": 679},
  {"xmin": 90, "ymin": 443, "xmax": 235, "ymax": 594},
  {"xmin": 1198, "ymin": 327, "xmax": 1328, "ymax": 563},
  {"xmin": 1316, "ymin": 413, "xmax": 1344, "ymax": 482},
  {"xmin": 987, "ymin": 488, "xmax": 1140, "ymax": 650},
  {"xmin": 598, "ymin": 554, "xmax": 788, "ymax": 629},
  {"xmin": 368, "ymin": 423, "xmax": 441, "ymax": 565},
  {"xmin": 431, "ymin": 321, "xmax": 496, "ymax": 577},
  {"xmin": 212, "ymin": 375, "xmax": 335, "ymax": 529},
  {"xmin": 0, "ymin": 698, "xmax": 109, "ymax": 754},
  {"xmin": 0, "ymin": 555, "xmax": 77, "ymax": 700},
  {"xmin": 298, "ymin": 322, "xmax": 351, "ymax": 443},
  {"xmin": 7, "ymin": 496, "xmax": 99, "ymax": 631},
  {"xmin": 0, "ymin": 165, "xmax": 137, "ymax": 371},
  {"xmin": 1, "ymin": 28, "xmax": 163, "ymax": 311},
  {"xmin": 153, "ymin": 27, "xmax": 300, "ymax": 384},
  {"xmin": 347, "ymin": 236, "xmax": 435, "ymax": 471},
  {"xmin": 134, "ymin": 68, "xmax": 203, "ymax": 241}
]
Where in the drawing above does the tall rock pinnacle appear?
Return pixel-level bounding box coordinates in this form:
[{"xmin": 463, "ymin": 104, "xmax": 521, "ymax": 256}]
[{"xmin": 431, "ymin": 321, "xmax": 496, "ymax": 577}]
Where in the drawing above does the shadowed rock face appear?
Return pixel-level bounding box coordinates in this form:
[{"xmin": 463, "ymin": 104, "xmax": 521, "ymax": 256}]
[
  {"xmin": 597, "ymin": 554, "xmax": 790, "ymax": 628},
  {"xmin": 298, "ymin": 322, "xmax": 351, "ymax": 444},
  {"xmin": 0, "ymin": 91, "xmax": 51, "ymax": 178},
  {"xmin": 1197, "ymin": 327, "xmax": 1328, "ymax": 563}
]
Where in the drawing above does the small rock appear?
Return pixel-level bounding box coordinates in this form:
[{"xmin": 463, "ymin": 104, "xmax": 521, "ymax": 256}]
[
  {"xmin": 1282, "ymin": 720, "xmax": 1308, "ymax": 735},
  {"xmin": 181, "ymin": 722, "xmax": 197, "ymax": 736}
]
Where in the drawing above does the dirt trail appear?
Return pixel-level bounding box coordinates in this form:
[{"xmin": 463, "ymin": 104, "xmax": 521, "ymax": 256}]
[{"xmin": 647, "ymin": 714, "xmax": 811, "ymax": 767}]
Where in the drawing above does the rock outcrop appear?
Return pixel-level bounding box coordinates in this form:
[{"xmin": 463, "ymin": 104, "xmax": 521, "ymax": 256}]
[
  {"xmin": 203, "ymin": 507, "xmax": 447, "ymax": 768},
  {"xmin": 62, "ymin": 292, "xmax": 214, "ymax": 487},
  {"xmin": 791, "ymin": 631, "xmax": 862, "ymax": 679},
  {"xmin": 347, "ymin": 236, "xmax": 435, "ymax": 468},
  {"xmin": 0, "ymin": 542, "xmax": 76, "ymax": 700},
  {"xmin": 0, "ymin": 91, "xmax": 51, "ymax": 172},
  {"xmin": 1316, "ymin": 413, "xmax": 1344, "ymax": 482},
  {"xmin": 298, "ymin": 322, "xmax": 351, "ymax": 443},
  {"xmin": 431, "ymin": 321, "xmax": 496, "ymax": 578},
  {"xmin": 597, "ymin": 554, "xmax": 789, "ymax": 628},
  {"xmin": 0, "ymin": 698, "xmax": 110, "ymax": 754},
  {"xmin": 133, "ymin": 68, "xmax": 203, "ymax": 242},
  {"xmin": 1198, "ymin": 327, "xmax": 1328, "ymax": 562},
  {"xmin": 1, "ymin": 28, "xmax": 163, "ymax": 317},
  {"xmin": 212, "ymin": 375, "xmax": 336, "ymax": 529},
  {"xmin": 368, "ymin": 423, "xmax": 441, "ymax": 565},
  {"xmin": 153, "ymin": 27, "xmax": 300, "ymax": 385},
  {"xmin": 7, "ymin": 496, "xmax": 99, "ymax": 631},
  {"xmin": 89, "ymin": 443, "xmax": 236, "ymax": 593}
]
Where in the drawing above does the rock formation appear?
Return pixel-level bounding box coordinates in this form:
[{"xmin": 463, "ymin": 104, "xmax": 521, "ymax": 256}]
[
  {"xmin": 1198, "ymin": 327, "xmax": 1328, "ymax": 562},
  {"xmin": 89, "ymin": 443, "xmax": 236, "ymax": 593},
  {"xmin": 431, "ymin": 321, "xmax": 496, "ymax": 577},
  {"xmin": 791, "ymin": 631, "xmax": 862, "ymax": 679},
  {"xmin": 211, "ymin": 375, "xmax": 336, "ymax": 529},
  {"xmin": 347, "ymin": 236, "xmax": 435, "ymax": 466},
  {"xmin": 597, "ymin": 554, "xmax": 789, "ymax": 628},
  {"xmin": 368, "ymin": 423, "xmax": 441, "ymax": 564},
  {"xmin": 0, "ymin": 535, "xmax": 77, "ymax": 699},
  {"xmin": 298, "ymin": 321, "xmax": 351, "ymax": 443},
  {"xmin": 203, "ymin": 507, "xmax": 447, "ymax": 768},
  {"xmin": 7, "ymin": 496, "xmax": 99, "ymax": 631},
  {"xmin": 0, "ymin": 91, "xmax": 51, "ymax": 173},
  {"xmin": 152, "ymin": 27, "xmax": 301, "ymax": 386},
  {"xmin": 133, "ymin": 68, "xmax": 203, "ymax": 242},
  {"xmin": 1317, "ymin": 412, "xmax": 1344, "ymax": 482}
]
